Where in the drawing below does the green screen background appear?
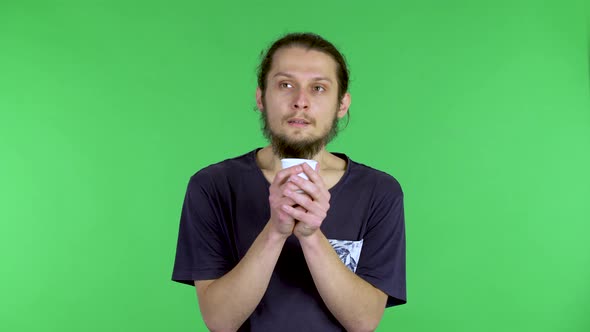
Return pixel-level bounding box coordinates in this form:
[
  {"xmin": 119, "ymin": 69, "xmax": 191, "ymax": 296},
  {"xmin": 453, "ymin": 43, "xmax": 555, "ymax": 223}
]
[{"xmin": 1, "ymin": 1, "xmax": 589, "ymax": 331}]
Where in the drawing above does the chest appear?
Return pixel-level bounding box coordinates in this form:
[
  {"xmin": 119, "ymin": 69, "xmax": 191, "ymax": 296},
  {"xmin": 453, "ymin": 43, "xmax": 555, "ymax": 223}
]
[{"xmin": 229, "ymin": 184, "xmax": 371, "ymax": 259}]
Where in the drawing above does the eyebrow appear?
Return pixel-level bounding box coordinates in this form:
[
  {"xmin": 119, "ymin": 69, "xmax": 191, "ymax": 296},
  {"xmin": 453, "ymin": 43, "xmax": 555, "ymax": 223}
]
[{"xmin": 272, "ymin": 72, "xmax": 333, "ymax": 83}]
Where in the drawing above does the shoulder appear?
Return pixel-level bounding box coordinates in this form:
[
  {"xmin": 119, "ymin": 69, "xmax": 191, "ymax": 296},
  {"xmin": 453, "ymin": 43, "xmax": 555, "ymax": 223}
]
[
  {"xmin": 187, "ymin": 149, "xmax": 258, "ymax": 192},
  {"xmin": 347, "ymin": 158, "xmax": 403, "ymax": 197}
]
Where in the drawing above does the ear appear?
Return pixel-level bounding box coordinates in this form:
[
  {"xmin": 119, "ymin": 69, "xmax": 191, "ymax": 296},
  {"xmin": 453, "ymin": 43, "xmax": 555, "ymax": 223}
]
[
  {"xmin": 337, "ymin": 92, "xmax": 351, "ymax": 119},
  {"xmin": 256, "ymin": 87, "xmax": 264, "ymax": 111}
]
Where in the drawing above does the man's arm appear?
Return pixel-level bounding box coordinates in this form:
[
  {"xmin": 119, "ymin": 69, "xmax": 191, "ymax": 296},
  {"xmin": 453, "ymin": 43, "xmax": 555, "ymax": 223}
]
[
  {"xmin": 195, "ymin": 222, "xmax": 287, "ymax": 332},
  {"xmin": 193, "ymin": 165, "xmax": 306, "ymax": 332},
  {"xmin": 281, "ymin": 163, "xmax": 390, "ymax": 332},
  {"xmin": 298, "ymin": 231, "xmax": 387, "ymax": 332}
]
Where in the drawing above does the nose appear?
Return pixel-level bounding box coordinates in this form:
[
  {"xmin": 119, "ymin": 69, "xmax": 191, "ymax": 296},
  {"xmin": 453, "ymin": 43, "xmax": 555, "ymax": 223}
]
[{"xmin": 292, "ymin": 89, "xmax": 309, "ymax": 110}]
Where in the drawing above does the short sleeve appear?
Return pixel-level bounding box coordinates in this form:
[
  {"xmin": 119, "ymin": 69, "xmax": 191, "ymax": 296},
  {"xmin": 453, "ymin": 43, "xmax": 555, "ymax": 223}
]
[
  {"xmin": 355, "ymin": 178, "xmax": 406, "ymax": 307},
  {"xmin": 171, "ymin": 172, "xmax": 235, "ymax": 286}
]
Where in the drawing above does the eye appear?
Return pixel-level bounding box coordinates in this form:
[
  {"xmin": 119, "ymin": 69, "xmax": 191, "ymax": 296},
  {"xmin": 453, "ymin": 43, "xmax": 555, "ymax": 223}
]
[
  {"xmin": 313, "ymin": 85, "xmax": 326, "ymax": 92},
  {"xmin": 280, "ymin": 82, "xmax": 293, "ymax": 89}
]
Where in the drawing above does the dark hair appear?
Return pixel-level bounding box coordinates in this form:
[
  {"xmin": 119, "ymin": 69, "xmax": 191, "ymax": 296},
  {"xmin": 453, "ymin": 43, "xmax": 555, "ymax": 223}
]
[{"xmin": 257, "ymin": 32, "xmax": 350, "ymax": 111}]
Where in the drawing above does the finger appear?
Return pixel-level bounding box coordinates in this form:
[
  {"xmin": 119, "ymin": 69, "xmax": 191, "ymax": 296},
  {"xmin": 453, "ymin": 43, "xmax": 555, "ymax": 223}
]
[
  {"xmin": 283, "ymin": 204, "xmax": 322, "ymax": 228},
  {"xmin": 281, "ymin": 204, "xmax": 313, "ymax": 223},
  {"xmin": 271, "ymin": 165, "xmax": 303, "ymax": 190},
  {"xmin": 294, "ymin": 206, "xmax": 307, "ymax": 213},
  {"xmin": 278, "ymin": 196, "xmax": 297, "ymax": 208},
  {"xmin": 288, "ymin": 174, "xmax": 324, "ymax": 202},
  {"xmin": 279, "ymin": 180, "xmax": 302, "ymax": 194},
  {"xmin": 301, "ymin": 162, "xmax": 327, "ymax": 189},
  {"xmin": 284, "ymin": 188, "xmax": 325, "ymax": 218},
  {"xmin": 277, "ymin": 197, "xmax": 301, "ymax": 223}
]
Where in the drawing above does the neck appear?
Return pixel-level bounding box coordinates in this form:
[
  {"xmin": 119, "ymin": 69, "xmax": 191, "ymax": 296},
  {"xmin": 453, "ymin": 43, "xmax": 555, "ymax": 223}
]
[{"xmin": 257, "ymin": 145, "xmax": 329, "ymax": 172}]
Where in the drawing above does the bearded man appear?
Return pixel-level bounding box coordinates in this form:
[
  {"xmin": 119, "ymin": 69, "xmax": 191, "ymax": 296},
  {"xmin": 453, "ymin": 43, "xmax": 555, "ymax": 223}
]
[{"xmin": 172, "ymin": 32, "xmax": 406, "ymax": 332}]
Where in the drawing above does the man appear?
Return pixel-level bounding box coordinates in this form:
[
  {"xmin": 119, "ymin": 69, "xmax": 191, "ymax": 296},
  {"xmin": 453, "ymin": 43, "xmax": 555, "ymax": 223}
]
[{"xmin": 172, "ymin": 32, "xmax": 406, "ymax": 331}]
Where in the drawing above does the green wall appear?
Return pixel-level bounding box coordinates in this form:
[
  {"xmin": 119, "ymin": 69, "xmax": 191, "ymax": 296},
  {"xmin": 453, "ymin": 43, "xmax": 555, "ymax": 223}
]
[{"xmin": 1, "ymin": 1, "xmax": 589, "ymax": 331}]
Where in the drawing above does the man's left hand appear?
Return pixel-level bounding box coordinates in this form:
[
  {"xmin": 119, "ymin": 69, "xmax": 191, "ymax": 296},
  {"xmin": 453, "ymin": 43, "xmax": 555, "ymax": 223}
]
[{"xmin": 281, "ymin": 162, "xmax": 331, "ymax": 238}]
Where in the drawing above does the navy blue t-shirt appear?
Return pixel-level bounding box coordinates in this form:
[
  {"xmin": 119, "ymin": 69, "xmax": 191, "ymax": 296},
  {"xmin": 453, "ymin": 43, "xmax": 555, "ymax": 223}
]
[{"xmin": 172, "ymin": 149, "xmax": 406, "ymax": 331}]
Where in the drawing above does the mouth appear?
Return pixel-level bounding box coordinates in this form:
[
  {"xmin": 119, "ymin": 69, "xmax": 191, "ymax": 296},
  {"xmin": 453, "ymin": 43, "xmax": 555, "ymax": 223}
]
[{"xmin": 287, "ymin": 118, "xmax": 311, "ymax": 128}]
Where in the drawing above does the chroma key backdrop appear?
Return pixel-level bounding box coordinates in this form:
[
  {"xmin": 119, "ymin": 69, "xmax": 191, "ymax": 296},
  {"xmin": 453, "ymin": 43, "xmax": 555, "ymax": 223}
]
[{"xmin": 1, "ymin": 1, "xmax": 589, "ymax": 331}]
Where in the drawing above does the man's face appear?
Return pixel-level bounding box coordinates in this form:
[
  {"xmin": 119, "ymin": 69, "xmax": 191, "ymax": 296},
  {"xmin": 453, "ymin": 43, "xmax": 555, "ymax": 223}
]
[{"xmin": 256, "ymin": 46, "xmax": 350, "ymax": 159}]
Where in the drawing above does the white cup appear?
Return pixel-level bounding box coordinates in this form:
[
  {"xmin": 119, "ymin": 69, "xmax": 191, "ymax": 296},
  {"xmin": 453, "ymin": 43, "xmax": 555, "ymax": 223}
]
[{"xmin": 280, "ymin": 158, "xmax": 318, "ymax": 181}]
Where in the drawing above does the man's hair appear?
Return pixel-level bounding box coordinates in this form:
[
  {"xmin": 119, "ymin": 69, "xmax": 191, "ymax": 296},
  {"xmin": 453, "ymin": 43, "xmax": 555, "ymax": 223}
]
[{"xmin": 257, "ymin": 32, "xmax": 350, "ymax": 107}]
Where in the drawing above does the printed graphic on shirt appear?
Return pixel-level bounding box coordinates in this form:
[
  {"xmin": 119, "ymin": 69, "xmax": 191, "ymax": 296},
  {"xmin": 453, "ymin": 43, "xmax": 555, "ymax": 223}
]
[{"xmin": 328, "ymin": 239, "xmax": 364, "ymax": 273}]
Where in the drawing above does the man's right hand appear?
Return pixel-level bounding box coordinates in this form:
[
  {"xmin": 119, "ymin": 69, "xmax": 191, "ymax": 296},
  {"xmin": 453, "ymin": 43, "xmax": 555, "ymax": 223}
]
[{"xmin": 268, "ymin": 165, "xmax": 307, "ymax": 237}]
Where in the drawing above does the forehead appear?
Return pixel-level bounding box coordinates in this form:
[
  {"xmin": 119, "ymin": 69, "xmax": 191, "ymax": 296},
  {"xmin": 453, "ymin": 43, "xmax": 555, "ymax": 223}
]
[{"xmin": 269, "ymin": 46, "xmax": 338, "ymax": 80}]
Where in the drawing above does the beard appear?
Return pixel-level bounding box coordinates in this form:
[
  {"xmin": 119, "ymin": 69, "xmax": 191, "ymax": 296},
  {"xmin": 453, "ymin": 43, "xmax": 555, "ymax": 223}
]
[{"xmin": 260, "ymin": 106, "xmax": 340, "ymax": 159}]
